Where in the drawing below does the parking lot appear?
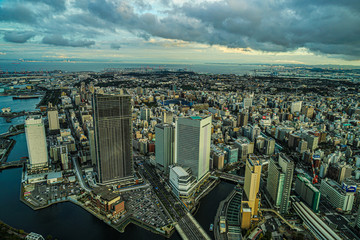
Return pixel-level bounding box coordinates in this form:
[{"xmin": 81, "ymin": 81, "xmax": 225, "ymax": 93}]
[
  {"xmin": 25, "ymin": 182, "xmax": 82, "ymax": 207},
  {"xmin": 121, "ymin": 187, "xmax": 172, "ymax": 228}
]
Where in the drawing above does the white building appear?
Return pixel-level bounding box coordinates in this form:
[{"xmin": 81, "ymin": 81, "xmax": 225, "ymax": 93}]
[
  {"xmin": 25, "ymin": 116, "xmax": 48, "ymax": 168},
  {"xmin": 243, "ymin": 98, "xmax": 253, "ymax": 109},
  {"xmin": 169, "ymin": 166, "xmax": 197, "ymax": 198},
  {"xmin": 291, "ymin": 101, "xmax": 302, "ymax": 114},
  {"xmin": 319, "ymin": 178, "xmax": 355, "ymax": 212},
  {"xmin": 176, "ymin": 116, "xmax": 211, "ymax": 180}
]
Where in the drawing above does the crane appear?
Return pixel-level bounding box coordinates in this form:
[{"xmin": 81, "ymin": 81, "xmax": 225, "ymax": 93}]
[{"xmin": 311, "ymin": 155, "xmax": 318, "ymax": 184}]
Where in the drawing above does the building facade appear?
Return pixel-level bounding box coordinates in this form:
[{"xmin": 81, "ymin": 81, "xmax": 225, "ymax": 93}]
[
  {"xmin": 319, "ymin": 178, "xmax": 355, "ymax": 212},
  {"xmin": 25, "ymin": 116, "xmax": 48, "ymax": 168},
  {"xmin": 266, "ymin": 154, "xmax": 294, "ymax": 214},
  {"xmin": 47, "ymin": 103, "xmax": 60, "ymax": 131},
  {"xmin": 93, "ymin": 94, "xmax": 133, "ymax": 184},
  {"xmin": 176, "ymin": 116, "xmax": 211, "ymax": 180},
  {"xmin": 155, "ymin": 123, "xmax": 175, "ymax": 173},
  {"xmin": 295, "ymin": 174, "xmax": 321, "ymax": 212}
]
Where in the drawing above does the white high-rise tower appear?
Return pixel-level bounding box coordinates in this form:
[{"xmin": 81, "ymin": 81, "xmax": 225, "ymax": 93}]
[
  {"xmin": 176, "ymin": 116, "xmax": 211, "ymax": 180},
  {"xmin": 25, "ymin": 116, "xmax": 48, "ymax": 168}
]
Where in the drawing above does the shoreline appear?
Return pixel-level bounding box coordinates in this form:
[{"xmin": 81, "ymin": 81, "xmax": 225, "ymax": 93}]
[{"xmin": 19, "ymin": 182, "xmax": 173, "ymax": 238}]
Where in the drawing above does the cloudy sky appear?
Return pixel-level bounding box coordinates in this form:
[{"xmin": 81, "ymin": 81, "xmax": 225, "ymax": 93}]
[{"xmin": 0, "ymin": 0, "xmax": 360, "ymax": 65}]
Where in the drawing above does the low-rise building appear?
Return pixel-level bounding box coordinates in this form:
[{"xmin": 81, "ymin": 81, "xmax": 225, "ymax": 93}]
[{"xmin": 169, "ymin": 166, "xmax": 197, "ymax": 198}]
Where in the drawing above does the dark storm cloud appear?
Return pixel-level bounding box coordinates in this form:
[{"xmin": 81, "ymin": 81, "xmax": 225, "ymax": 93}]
[
  {"xmin": 3, "ymin": 31, "xmax": 36, "ymax": 43},
  {"xmin": 42, "ymin": 35, "xmax": 95, "ymax": 47},
  {"xmin": 110, "ymin": 43, "xmax": 121, "ymax": 50},
  {"xmin": 0, "ymin": 5, "xmax": 37, "ymax": 23},
  {"xmin": 1, "ymin": 0, "xmax": 359, "ymax": 59}
]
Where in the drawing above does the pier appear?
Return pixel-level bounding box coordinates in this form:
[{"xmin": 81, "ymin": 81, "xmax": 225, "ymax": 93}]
[
  {"xmin": 0, "ymin": 160, "xmax": 27, "ymax": 170},
  {"xmin": 0, "ymin": 111, "xmax": 41, "ymax": 123}
]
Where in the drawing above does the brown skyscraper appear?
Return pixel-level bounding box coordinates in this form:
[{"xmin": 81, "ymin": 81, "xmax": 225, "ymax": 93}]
[
  {"xmin": 93, "ymin": 94, "xmax": 133, "ymax": 184},
  {"xmin": 238, "ymin": 112, "xmax": 248, "ymax": 127}
]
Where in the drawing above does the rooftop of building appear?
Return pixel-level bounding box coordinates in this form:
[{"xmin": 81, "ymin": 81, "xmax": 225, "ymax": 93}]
[
  {"xmin": 171, "ymin": 166, "xmax": 189, "ymax": 178},
  {"xmin": 92, "ymin": 187, "xmax": 120, "ymax": 202},
  {"xmin": 248, "ymin": 154, "xmax": 261, "ymax": 166}
]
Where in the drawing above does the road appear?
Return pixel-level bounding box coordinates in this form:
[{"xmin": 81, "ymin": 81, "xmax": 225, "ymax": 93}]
[{"xmin": 71, "ymin": 156, "xmax": 92, "ymax": 192}]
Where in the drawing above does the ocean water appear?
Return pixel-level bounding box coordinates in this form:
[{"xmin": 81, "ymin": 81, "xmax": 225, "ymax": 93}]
[{"xmin": 0, "ymin": 61, "xmax": 267, "ymax": 75}]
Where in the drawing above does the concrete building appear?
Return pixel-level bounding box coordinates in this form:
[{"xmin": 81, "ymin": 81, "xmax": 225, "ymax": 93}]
[
  {"xmin": 25, "ymin": 116, "xmax": 48, "ymax": 168},
  {"xmin": 140, "ymin": 107, "xmax": 151, "ymax": 122},
  {"xmin": 169, "ymin": 166, "xmax": 197, "ymax": 198},
  {"xmin": 162, "ymin": 111, "xmax": 173, "ymax": 124},
  {"xmin": 234, "ymin": 137, "xmax": 254, "ymax": 161},
  {"xmin": 93, "ymin": 94, "xmax": 133, "ymax": 184},
  {"xmin": 291, "ymin": 101, "xmax": 302, "ymax": 113},
  {"xmin": 176, "ymin": 116, "xmax": 211, "ymax": 180},
  {"xmin": 306, "ymin": 134, "xmax": 319, "ymax": 151},
  {"xmin": 320, "ymin": 178, "xmax": 355, "ymax": 212},
  {"xmin": 264, "ymin": 137, "xmax": 275, "ymax": 155},
  {"xmin": 295, "ymin": 174, "xmax": 321, "ymax": 212},
  {"xmin": 297, "ymin": 140, "xmax": 308, "ymax": 153},
  {"xmin": 225, "ymin": 146, "xmax": 238, "ymax": 164},
  {"xmin": 87, "ymin": 127, "xmax": 96, "ymax": 165},
  {"xmin": 241, "ymin": 154, "xmax": 262, "ymax": 229},
  {"xmin": 47, "ymin": 103, "xmax": 60, "ymax": 131},
  {"xmin": 155, "ymin": 124, "xmax": 175, "ymax": 173},
  {"xmin": 243, "ymin": 98, "xmax": 253, "ymax": 109},
  {"xmin": 237, "ymin": 112, "xmax": 248, "ymax": 127},
  {"xmin": 267, "ymin": 154, "xmax": 294, "ymax": 214}
]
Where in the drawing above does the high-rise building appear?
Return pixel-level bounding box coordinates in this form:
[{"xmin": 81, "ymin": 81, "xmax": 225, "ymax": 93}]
[
  {"xmin": 155, "ymin": 124, "xmax": 175, "ymax": 173},
  {"xmin": 264, "ymin": 138, "xmax": 275, "ymax": 155},
  {"xmin": 225, "ymin": 146, "xmax": 238, "ymax": 164},
  {"xmin": 243, "ymin": 98, "xmax": 253, "ymax": 109},
  {"xmin": 87, "ymin": 127, "xmax": 96, "ymax": 166},
  {"xmin": 237, "ymin": 112, "xmax": 248, "ymax": 127},
  {"xmin": 93, "ymin": 94, "xmax": 133, "ymax": 184},
  {"xmin": 241, "ymin": 154, "xmax": 262, "ymax": 229},
  {"xmin": 25, "ymin": 116, "xmax": 48, "ymax": 168},
  {"xmin": 297, "ymin": 140, "xmax": 308, "ymax": 153},
  {"xmin": 162, "ymin": 111, "xmax": 173, "ymax": 124},
  {"xmin": 306, "ymin": 134, "xmax": 319, "ymax": 151},
  {"xmin": 47, "ymin": 103, "xmax": 60, "ymax": 131},
  {"xmin": 266, "ymin": 154, "xmax": 294, "ymax": 214},
  {"xmin": 176, "ymin": 116, "xmax": 211, "ymax": 180},
  {"xmin": 295, "ymin": 174, "xmax": 321, "ymax": 212},
  {"xmin": 140, "ymin": 107, "xmax": 150, "ymax": 122},
  {"xmin": 291, "ymin": 101, "xmax": 302, "ymax": 113}
]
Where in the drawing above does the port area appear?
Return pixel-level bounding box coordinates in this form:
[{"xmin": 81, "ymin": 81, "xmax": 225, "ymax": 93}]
[
  {"xmin": 0, "ymin": 137, "xmax": 16, "ymax": 163},
  {"xmin": 20, "ymin": 167, "xmax": 175, "ymax": 238}
]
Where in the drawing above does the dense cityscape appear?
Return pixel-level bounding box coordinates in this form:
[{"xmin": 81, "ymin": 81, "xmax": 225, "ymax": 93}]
[{"xmin": 0, "ymin": 66, "xmax": 359, "ymax": 240}]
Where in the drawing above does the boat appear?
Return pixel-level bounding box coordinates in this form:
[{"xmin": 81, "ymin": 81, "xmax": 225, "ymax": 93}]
[
  {"xmin": 209, "ymin": 223, "xmax": 214, "ymax": 231},
  {"xmin": 12, "ymin": 95, "xmax": 39, "ymax": 100}
]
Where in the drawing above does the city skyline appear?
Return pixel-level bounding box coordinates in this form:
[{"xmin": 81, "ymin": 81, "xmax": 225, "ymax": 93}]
[{"xmin": 0, "ymin": 0, "xmax": 360, "ymax": 66}]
